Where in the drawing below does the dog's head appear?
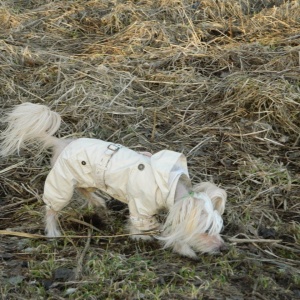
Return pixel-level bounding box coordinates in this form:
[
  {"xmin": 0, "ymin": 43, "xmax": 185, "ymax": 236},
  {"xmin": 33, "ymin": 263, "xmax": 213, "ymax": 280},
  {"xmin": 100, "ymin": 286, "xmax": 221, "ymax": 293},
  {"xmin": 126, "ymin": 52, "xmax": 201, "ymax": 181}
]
[
  {"xmin": 160, "ymin": 185, "xmax": 227, "ymax": 258},
  {"xmin": 177, "ymin": 192, "xmax": 225, "ymax": 251}
]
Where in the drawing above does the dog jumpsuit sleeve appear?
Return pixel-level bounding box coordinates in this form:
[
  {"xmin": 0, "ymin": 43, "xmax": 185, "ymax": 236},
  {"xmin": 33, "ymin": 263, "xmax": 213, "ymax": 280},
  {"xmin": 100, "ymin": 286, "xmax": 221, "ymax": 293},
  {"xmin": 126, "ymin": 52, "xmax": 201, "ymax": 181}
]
[{"xmin": 43, "ymin": 158, "xmax": 77, "ymax": 212}]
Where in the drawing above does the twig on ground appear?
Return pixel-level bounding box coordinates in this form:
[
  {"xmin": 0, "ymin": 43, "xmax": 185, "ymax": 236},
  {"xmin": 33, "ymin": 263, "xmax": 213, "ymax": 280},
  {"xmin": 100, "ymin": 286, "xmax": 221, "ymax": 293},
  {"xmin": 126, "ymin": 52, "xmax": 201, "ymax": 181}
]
[{"xmin": 75, "ymin": 229, "xmax": 92, "ymax": 280}]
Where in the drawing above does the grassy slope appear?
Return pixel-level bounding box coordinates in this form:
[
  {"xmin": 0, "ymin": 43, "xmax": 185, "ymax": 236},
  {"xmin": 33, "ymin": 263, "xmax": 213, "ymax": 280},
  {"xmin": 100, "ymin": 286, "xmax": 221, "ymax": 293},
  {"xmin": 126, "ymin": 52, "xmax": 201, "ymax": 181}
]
[{"xmin": 0, "ymin": 0, "xmax": 299, "ymax": 299}]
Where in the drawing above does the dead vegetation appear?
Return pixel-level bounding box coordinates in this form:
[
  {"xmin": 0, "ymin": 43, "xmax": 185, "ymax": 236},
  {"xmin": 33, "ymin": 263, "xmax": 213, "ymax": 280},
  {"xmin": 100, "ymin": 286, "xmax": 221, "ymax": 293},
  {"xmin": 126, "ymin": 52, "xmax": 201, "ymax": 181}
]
[{"xmin": 0, "ymin": 0, "xmax": 300, "ymax": 299}]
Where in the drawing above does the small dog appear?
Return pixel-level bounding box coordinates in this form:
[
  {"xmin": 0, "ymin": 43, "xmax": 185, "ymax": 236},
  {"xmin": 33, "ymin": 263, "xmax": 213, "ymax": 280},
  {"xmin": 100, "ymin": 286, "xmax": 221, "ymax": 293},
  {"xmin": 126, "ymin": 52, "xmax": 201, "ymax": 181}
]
[{"xmin": 1, "ymin": 102, "xmax": 227, "ymax": 258}]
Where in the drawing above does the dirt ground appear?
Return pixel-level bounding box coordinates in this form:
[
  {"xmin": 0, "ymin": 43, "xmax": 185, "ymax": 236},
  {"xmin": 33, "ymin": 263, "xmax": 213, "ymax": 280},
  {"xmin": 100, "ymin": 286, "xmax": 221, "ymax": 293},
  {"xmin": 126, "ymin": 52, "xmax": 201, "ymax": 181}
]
[{"xmin": 0, "ymin": 0, "xmax": 300, "ymax": 299}]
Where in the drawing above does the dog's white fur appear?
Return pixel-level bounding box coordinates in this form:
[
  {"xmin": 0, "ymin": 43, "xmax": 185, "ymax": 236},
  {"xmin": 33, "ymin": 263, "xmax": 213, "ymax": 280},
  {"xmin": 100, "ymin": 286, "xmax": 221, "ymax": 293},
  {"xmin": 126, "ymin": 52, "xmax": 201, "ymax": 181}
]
[{"xmin": 1, "ymin": 102, "xmax": 227, "ymax": 258}]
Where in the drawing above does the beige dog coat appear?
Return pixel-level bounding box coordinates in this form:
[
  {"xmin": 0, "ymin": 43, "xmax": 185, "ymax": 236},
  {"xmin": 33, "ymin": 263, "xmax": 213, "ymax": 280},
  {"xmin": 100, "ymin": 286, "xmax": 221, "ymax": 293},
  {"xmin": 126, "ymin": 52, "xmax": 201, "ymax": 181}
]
[{"xmin": 43, "ymin": 138, "xmax": 190, "ymax": 231}]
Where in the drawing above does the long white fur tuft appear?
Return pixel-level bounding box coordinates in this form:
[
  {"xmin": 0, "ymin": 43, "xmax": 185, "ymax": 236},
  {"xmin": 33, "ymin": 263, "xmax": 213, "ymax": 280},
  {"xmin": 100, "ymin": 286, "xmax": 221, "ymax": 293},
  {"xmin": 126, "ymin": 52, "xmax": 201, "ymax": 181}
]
[
  {"xmin": 45, "ymin": 207, "xmax": 61, "ymax": 237},
  {"xmin": 159, "ymin": 192, "xmax": 225, "ymax": 258},
  {"xmin": 0, "ymin": 102, "xmax": 62, "ymax": 157}
]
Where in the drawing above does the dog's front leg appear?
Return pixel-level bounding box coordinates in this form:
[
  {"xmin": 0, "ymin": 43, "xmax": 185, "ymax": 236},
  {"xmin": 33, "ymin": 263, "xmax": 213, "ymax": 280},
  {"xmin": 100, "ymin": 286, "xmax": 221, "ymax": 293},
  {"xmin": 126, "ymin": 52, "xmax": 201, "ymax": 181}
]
[
  {"xmin": 127, "ymin": 220, "xmax": 158, "ymax": 241},
  {"xmin": 127, "ymin": 216, "xmax": 161, "ymax": 241},
  {"xmin": 45, "ymin": 207, "xmax": 61, "ymax": 237}
]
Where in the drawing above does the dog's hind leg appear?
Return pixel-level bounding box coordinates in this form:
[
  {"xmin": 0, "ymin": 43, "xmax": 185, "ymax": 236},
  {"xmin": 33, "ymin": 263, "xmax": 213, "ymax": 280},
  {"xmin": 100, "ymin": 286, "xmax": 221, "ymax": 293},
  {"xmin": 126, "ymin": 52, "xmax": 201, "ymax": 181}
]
[
  {"xmin": 77, "ymin": 188, "xmax": 107, "ymax": 209},
  {"xmin": 45, "ymin": 207, "xmax": 61, "ymax": 237}
]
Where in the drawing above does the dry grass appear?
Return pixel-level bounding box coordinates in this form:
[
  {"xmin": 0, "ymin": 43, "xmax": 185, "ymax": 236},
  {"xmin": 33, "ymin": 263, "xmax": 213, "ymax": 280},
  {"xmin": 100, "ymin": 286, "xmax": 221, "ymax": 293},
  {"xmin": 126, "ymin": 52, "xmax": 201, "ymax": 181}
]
[{"xmin": 1, "ymin": 0, "xmax": 300, "ymax": 299}]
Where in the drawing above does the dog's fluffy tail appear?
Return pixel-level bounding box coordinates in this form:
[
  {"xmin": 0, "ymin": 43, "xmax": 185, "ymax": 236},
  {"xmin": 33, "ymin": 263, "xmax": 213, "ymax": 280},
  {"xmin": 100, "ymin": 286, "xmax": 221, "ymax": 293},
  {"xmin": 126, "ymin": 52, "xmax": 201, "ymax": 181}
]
[{"xmin": 0, "ymin": 102, "xmax": 62, "ymax": 157}]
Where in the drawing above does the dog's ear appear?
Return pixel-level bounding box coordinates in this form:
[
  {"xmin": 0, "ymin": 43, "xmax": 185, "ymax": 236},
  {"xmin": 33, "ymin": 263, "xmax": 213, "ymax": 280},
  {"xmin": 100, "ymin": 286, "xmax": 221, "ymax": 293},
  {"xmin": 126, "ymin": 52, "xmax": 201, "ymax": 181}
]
[
  {"xmin": 192, "ymin": 182, "xmax": 226, "ymax": 215},
  {"xmin": 210, "ymin": 194, "xmax": 226, "ymax": 215}
]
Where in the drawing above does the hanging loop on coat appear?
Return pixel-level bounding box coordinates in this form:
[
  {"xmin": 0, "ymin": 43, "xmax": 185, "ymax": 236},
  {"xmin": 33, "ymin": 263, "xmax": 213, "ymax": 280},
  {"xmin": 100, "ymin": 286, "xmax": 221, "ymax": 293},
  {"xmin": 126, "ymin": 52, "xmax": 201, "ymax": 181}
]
[{"xmin": 107, "ymin": 143, "xmax": 122, "ymax": 152}]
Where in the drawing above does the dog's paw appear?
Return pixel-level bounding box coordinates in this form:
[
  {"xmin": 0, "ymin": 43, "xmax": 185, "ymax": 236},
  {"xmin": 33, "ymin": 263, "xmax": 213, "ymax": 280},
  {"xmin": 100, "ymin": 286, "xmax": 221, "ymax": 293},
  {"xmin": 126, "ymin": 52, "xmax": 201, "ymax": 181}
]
[
  {"xmin": 127, "ymin": 223, "xmax": 154, "ymax": 241},
  {"xmin": 172, "ymin": 242, "xmax": 197, "ymax": 259},
  {"xmin": 130, "ymin": 234, "xmax": 154, "ymax": 241},
  {"xmin": 46, "ymin": 228, "xmax": 61, "ymax": 238}
]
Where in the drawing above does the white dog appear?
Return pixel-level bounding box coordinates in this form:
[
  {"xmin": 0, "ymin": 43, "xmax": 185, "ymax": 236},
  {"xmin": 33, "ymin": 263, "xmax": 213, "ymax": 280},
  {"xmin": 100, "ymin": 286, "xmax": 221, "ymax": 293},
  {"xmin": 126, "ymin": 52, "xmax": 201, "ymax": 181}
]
[{"xmin": 1, "ymin": 102, "xmax": 227, "ymax": 258}]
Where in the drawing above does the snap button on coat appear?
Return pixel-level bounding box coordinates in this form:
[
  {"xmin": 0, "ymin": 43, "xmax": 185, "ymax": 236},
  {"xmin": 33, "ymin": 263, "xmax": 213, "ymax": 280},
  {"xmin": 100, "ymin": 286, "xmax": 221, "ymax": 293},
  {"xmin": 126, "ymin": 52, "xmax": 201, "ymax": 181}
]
[
  {"xmin": 81, "ymin": 161, "xmax": 86, "ymax": 165},
  {"xmin": 138, "ymin": 164, "xmax": 145, "ymax": 170}
]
